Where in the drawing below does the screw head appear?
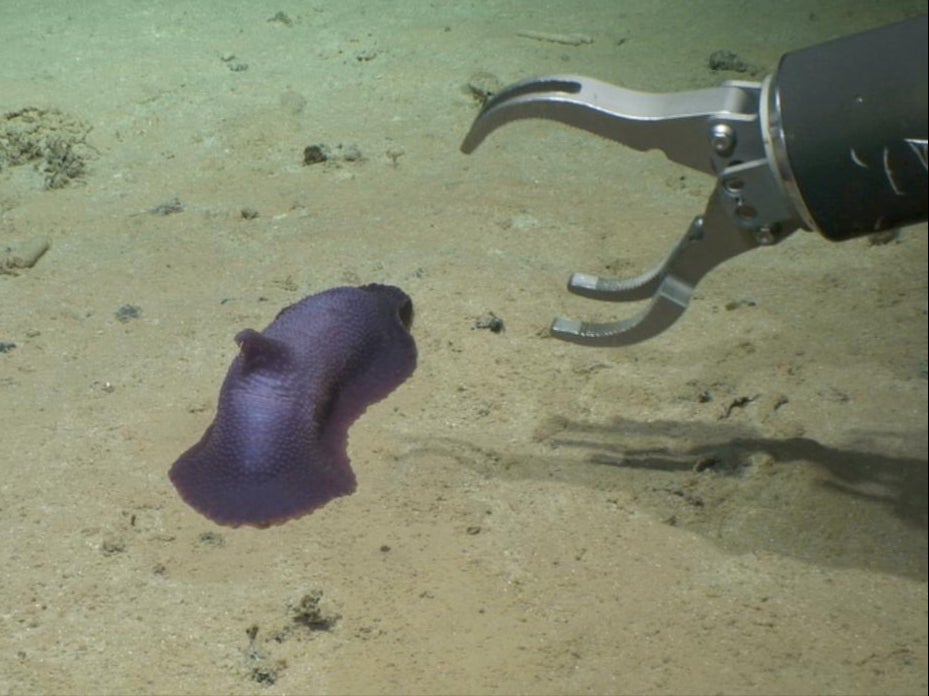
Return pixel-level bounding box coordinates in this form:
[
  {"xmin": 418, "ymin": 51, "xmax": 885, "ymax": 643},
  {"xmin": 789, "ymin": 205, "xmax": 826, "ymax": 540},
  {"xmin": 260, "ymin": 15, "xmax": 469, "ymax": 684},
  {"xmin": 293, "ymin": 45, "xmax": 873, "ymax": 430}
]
[
  {"xmin": 711, "ymin": 124, "xmax": 736, "ymax": 157},
  {"xmin": 755, "ymin": 227, "xmax": 776, "ymax": 245}
]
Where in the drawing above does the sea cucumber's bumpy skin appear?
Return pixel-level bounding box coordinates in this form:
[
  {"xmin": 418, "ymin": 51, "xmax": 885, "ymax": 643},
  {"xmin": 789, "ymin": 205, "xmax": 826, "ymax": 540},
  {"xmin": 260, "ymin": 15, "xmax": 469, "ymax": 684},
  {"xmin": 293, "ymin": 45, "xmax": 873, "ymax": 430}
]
[{"xmin": 169, "ymin": 285, "xmax": 416, "ymax": 528}]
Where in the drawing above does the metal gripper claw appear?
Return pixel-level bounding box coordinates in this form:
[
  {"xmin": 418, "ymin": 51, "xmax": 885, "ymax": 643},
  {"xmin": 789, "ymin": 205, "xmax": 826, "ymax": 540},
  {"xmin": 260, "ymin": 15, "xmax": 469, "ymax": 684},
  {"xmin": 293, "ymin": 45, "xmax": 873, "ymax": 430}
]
[
  {"xmin": 461, "ymin": 19, "xmax": 929, "ymax": 346},
  {"xmin": 460, "ymin": 74, "xmax": 802, "ymax": 346}
]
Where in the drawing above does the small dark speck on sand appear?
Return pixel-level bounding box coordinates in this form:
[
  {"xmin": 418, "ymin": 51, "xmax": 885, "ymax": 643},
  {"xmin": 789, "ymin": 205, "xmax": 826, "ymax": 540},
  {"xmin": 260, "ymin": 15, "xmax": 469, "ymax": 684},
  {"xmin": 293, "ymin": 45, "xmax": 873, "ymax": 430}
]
[
  {"xmin": 290, "ymin": 591, "xmax": 339, "ymax": 632},
  {"xmin": 149, "ymin": 197, "xmax": 184, "ymax": 215},
  {"xmin": 303, "ymin": 145, "xmax": 329, "ymax": 165},
  {"xmin": 198, "ymin": 531, "xmax": 226, "ymax": 547},
  {"xmin": 708, "ymin": 49, "xmax": 749, "ymax": 72},
  {"xmin": 115, "ymin": 305, "xmax": 142, "ymax": 323}
]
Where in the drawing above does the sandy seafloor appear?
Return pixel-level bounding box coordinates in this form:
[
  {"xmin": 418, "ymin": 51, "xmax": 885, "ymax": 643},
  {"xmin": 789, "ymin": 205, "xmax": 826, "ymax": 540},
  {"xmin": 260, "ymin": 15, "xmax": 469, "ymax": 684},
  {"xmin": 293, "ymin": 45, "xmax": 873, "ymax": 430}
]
[{"xmin": 1, "ymin": 1, "xmax": 927, "ymax": 694}]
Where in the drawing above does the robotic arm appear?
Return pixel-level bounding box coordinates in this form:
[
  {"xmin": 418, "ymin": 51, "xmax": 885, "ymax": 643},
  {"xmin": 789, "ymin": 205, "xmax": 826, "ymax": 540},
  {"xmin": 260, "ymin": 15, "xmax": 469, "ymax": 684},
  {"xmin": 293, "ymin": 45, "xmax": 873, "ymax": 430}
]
[{"xmin": 461, "ymin": 16, "xmax": 928, "ymax": 346}]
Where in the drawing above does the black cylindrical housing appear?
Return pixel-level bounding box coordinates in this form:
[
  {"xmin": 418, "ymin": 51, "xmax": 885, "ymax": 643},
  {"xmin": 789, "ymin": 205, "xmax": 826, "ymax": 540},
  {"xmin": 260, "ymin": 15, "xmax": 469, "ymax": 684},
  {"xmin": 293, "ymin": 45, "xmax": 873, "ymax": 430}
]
[{"xmin": 775, "ymin": 16, "xmax": 928, "ymax": 240}]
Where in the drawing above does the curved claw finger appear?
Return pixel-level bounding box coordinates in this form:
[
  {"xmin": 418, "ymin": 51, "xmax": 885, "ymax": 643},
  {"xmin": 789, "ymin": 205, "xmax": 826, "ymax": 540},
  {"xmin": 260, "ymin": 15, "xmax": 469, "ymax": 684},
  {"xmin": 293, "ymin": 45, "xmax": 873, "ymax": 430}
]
[
  {"xmin": 461, "ymin": 77, "xmax": 583, "ymax": 154},
  {"xmin": 550, "ymin": 276, "xmax": 692, "ymax": 347},
  {"xmin": 566, "ymin": 267, "xmax": 664, "ymax": 302}
]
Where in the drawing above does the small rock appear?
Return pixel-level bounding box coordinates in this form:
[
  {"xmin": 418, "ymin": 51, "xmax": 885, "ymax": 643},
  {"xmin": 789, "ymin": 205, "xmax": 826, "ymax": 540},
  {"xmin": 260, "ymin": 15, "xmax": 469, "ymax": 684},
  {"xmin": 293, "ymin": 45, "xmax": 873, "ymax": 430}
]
[{"xmin": 474, "ymin": 312, "xmax": 505, "ymax": 333}]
